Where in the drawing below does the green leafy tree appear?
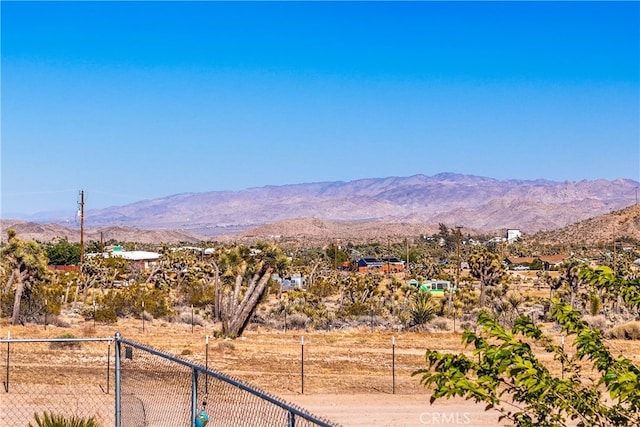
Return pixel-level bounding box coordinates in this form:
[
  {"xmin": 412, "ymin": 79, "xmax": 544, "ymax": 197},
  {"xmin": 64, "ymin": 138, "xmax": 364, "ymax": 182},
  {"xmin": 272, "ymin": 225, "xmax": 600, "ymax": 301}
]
[
  {"xmin": 413, "ymin": 270, "xmax": 640, "ymax": 426},
  {"xmin": 326, "ymin": 243, "xmax": 349, "ymax": 270},
  {"xmin": 468, "ymin": 246, "xmax": 506, "ymax": 307},
  {"xmin": 45, "ymin": 238, "xmax": 81, "ymax": 266}
]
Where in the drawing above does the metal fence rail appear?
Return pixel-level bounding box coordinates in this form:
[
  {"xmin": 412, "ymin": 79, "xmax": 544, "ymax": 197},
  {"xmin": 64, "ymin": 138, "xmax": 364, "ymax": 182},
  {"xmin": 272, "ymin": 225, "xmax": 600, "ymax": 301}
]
[{"xmin": 1, "ymin": 334, "xmax": 338, "ymax": 427}]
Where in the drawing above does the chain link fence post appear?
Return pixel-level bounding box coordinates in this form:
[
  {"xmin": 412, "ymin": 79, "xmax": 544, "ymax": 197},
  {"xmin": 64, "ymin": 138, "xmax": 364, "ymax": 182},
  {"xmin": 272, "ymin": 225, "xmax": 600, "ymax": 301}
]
[{"xmin": 115, "ymin": 332, "xmax": 122, "ymax": 427}]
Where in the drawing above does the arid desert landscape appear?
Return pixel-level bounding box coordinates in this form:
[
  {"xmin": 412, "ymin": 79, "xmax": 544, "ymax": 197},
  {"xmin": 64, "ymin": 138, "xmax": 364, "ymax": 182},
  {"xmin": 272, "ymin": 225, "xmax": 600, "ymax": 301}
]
[{"xmin": 3, "ymin": 310, "xmax": 640, "ymax": 427}]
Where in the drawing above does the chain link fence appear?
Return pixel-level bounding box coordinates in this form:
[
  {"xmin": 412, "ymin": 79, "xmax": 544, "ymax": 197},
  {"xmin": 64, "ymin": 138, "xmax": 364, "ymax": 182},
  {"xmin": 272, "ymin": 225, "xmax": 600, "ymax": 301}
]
[
  {"xmin": 0, "ymin": 336, "xmax": 114, "ymax": 427},
  {"xmin": 1, "ymin": 334, "xmax": 338, "ymax": 427}
]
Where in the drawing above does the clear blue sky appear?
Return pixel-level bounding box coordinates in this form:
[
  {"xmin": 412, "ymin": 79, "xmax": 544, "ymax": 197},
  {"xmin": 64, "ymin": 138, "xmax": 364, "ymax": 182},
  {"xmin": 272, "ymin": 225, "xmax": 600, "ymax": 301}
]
[{"xmin": 2, "ymin": 1, "xmax": 639, "ymax": 216}]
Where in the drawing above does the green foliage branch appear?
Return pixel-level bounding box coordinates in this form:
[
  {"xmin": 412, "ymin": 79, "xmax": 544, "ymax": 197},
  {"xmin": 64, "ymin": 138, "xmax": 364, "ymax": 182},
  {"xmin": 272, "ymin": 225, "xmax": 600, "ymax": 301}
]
[{"xmin": 413, "ymin": 296, "xmax": 640, "ymax": 426}]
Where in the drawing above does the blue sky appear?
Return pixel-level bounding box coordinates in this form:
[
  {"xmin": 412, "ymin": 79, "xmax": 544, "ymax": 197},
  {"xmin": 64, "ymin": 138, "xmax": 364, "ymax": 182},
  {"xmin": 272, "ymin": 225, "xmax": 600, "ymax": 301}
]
[{"xmin": 2, "ymin": 1, "xmax": 639, "ymax": 217}]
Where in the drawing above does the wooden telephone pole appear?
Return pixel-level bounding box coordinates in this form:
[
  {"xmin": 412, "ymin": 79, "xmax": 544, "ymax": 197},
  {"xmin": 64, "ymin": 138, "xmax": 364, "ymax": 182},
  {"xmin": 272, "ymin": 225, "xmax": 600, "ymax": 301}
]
[
  {"xmin": 78, "ymin": 190, "xmax": 85, "ymax": 263},
  {"xmin": 455, "ymin": 226, "xmax": 462, "ymax": 286},
  {"xmin": 452, "ymin": 226, "xmax": 463, "ymax": 315}
]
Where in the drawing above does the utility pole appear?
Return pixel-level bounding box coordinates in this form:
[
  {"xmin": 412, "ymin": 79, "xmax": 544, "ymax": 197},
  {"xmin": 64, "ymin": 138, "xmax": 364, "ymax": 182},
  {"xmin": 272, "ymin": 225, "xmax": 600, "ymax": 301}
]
[
  {"xmin": 613, "ymin": 236, "xmax": 617, "ymax": 275},
  {"xmin": 455, "ymin": 226, "xmax": 462, "ymax": 286},
  {"xmin": 78, "ymin": 190, "xmax": 85, "ymax": 263},
  {"xmin": 453, "ymin": 226, "xmax": 462, "ymax": 315},
  {"xmin": 405, "ymin": 238, "xmax": 409, "ymax": 274},
  {"xmin": 387, "ymin": 237, "xmax": 391, "ymax": 276}
]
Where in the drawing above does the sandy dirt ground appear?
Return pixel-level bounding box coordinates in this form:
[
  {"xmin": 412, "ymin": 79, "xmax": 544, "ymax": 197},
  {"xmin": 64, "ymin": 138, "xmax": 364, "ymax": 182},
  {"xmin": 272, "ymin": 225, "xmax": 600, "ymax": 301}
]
[
  {"xmin": 283, "ymin": 393, "xmax": 501, "ymax": 427},
  {"xmin": 2, "ymin": 316, "xmax": 639, "ymax": 427}
]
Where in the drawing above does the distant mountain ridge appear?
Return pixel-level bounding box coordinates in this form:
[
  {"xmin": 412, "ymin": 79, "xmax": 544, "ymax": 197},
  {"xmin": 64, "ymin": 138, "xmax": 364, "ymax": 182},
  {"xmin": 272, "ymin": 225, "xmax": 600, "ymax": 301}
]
[{"xmin": 68, "ymin": 173, "xmax": 638, "ymax": 236}]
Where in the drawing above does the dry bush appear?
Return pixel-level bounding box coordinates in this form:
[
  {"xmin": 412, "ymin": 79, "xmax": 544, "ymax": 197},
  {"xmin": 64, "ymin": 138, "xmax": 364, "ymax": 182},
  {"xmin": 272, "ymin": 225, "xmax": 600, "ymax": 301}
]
[
  {"xmin": 218, "ymin": 340, "xmax": 235, "ymax": 351},
  {"xmin": 175, "ymin": 311, "xmax": 205, "ymax": 326},
  {"xmin": 286, "ymin": 312, "xmax": 310, "ymax": 330},
  {"xmin": 609, "ymin": 321, "xmax": 640, "ymax": 340},
  {"xmin": 80, "ymin": 324, "xmax": 96, "ymax": 337},
  {"xmin": 429, "ymin": 317, "xmax": 452, "ymax": 331},
  {"xmin": 583, "ymin": 315, "xmax": 609, "ymax": 331},
  {"xmin": 47, "ymin": 315, "xmax": 71, "ymax": 328},
  {"xmin": 49, "ymin": 333, "xmax": 81, "ymax": 350}
]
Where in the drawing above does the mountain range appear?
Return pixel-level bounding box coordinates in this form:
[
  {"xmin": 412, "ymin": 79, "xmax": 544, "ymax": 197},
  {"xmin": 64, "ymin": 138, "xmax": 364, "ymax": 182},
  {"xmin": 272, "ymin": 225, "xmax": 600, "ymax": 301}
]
[
  {"xmin": 82, "ymin": 173, "xmax": 637, "ymax": 234},
  {"xmin": 2, "ymin": 173, "xmax": 638, "ymax": 243}
]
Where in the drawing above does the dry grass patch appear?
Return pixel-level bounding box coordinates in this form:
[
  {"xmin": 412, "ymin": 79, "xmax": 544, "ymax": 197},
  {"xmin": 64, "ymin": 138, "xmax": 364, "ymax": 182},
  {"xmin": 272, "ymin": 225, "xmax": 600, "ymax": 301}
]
[{"xmin": 609, "ymin": 321, "xmax": 640, "ymax": 340}]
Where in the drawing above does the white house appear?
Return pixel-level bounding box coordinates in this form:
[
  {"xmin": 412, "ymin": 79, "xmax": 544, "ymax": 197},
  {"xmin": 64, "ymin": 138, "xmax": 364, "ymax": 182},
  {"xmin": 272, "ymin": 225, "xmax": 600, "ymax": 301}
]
[
  {"xmin": 506, "ymin": 229, "xmax": 522, "ymax": 243},
  {"xmin": 87, "ymin": 247, "xmax": 160, "ymax": 271}
]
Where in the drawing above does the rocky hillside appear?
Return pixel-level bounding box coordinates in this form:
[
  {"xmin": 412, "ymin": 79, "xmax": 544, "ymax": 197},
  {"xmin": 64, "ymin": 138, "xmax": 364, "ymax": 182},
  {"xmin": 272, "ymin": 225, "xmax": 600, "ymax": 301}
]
[
  {"xmin": 0, "ymin": 220, "xmax": 204, "ymax": 245},
  {"xmin": 2, "ymin": 204, "xmax": 639, "ymax": 248},
  {"xmin": 530, "ymin": 204, "xmax": 640, "ymax": 246}
]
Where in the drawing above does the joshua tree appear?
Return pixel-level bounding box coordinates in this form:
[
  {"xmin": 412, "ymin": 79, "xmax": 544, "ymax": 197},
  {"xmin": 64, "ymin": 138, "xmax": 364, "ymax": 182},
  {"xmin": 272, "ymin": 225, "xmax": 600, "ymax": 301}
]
[
  {"xmin": 557, "ymin": 259, "xmax": 587, "ymax": 309},
  {"xmin": 216, "ymin": 243, "xmax": 288, "ymax": 337},
  {"xmin": 468, "ymin": 246, "xmax": 506, "ymax": 307},
  {"xmin": 1, "ymin": 229, "xmax": 52, "ymax": 325}
]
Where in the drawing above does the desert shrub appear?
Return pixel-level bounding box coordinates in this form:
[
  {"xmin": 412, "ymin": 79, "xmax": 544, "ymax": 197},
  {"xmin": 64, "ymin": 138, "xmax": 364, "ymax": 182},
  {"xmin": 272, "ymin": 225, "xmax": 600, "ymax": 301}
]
[
  {"xmin": 408, "ymin": 292, "xmax": 437, "ymax": 327},
  {"xmin": 138, "ymin": 288, "xmax": 172, "ymax": 318},
  {"xmin": 287, "ymin": 312, "xmax": 310, "ymax": 329},
  {"xmin": 101, "ymin": 290, "xmax": 131, "ymax": 317},
  {"xmin": 485, "ymin": 283, "xmax": 509, "ymax": 302},
  {"xmin": 397, "ymin": 310, "xmax": 411, "ymax": 326},
  {"xmin": 46, "ymin": 315, "xmax": 71, "ymax": 328},
  {"xmin": 49, "ymin": 333, "xmax": 81, "ymax": 350},
  {"xmin": 176, "ymin": 310, "xmax": 205, "ymax": 327},
  {"xmin": 100, "ymin": 287, "xmax": 171, "ymax": 320},
  {"xmin": 29, "ymin": 412, "xmax": 99, "ymax": 427},
  {"xmin": 583, "ymin": 315, "xmax": 608, "ymax": 331},
  {"xmin": 94, "ymin": 308, "xmax": 117, "ymax": 324},
  {"xmin": 309, "ymin": 276, "xmax": 340, "ymax": 298},
  {"xmin": 453, "ymin": 284, "xmax": 480, "ymax": 312},
  {"xmin": 181, "ymin": 349, "xmax": 193, "ymax": 356},
  {"xmin": 310, "ymin": 312, "xmax": 335, "ymax": 330},
  {"xmin": 280, "ymin": 289, "xmax": 330, "ymax": 326},
  {"xmin": 609, "ymin": 321, "xmax": 640, "ymax": 340},
  {"xmin": 340, "ymin": 301, "xmax": 371, "ymax": 317},
  {"xmin": 218, "ymin": 340, "xmax": 235, "ymax": 350},
  {"xmin": 429, "ymin": 317, "xmax": 452, "ymax": 331},
  {"xmin": 80, "ymin": 324, "xmax": 96, "ymax": 337}
]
